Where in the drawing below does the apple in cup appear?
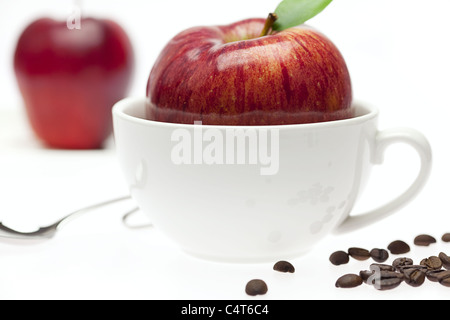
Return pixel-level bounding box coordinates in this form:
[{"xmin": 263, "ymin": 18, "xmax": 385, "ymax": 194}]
[
  {"xmin": 147, "ymin": 3, "xmax": 352, "ymax": 125},
  {"xmin": 14, "ymin": 17, "xmax": 134, "ymax": 149}
]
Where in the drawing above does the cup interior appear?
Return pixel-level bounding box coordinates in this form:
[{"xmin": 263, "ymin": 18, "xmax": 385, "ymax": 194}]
[{"xmin": 114, "ymin": 97, "xmax": 377, "ymax": 129}]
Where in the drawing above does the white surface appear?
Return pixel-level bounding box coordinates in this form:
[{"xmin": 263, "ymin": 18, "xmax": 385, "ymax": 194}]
[
  {"xmin": 0, "ymin": 0, "xmax": 450, "ymax": 300},
  {"xmin": 0, "ymin": 109, "xmax": 448, "ymax": 300}
]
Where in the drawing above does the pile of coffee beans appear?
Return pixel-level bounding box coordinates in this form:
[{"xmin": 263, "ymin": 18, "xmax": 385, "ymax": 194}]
[
  {"xmin": 332, "ymin": 233, "xmax": 450, "ymax": 290},
  {"xmin": 245, "ymin": 233, "xmax": 450, "ymax": 296}
]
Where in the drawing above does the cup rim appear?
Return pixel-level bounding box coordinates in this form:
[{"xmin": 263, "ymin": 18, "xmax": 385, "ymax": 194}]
[{"xmin": 113, "ymin": 97, "xmax": 379, "ymax": 130}]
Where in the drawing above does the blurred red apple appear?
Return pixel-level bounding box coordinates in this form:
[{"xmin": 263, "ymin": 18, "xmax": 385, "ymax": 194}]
[
  {"xmin": 14, "ymin": 17, "xmax": 134, "ymax": 149},
  {"xmin": 147, "ymin": 18, "xmax": 352, "ymax": 125}
]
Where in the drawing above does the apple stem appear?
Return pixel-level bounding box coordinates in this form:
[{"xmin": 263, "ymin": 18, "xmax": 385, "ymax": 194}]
[{"xmin": 260, "ymin": 13, "xmax": 278, "ymax": 37}]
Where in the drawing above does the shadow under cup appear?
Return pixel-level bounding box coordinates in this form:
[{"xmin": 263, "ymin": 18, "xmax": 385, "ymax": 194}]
[{"xmin": 112, "ymin": 97, "xmax": 431, "ymax": 262}]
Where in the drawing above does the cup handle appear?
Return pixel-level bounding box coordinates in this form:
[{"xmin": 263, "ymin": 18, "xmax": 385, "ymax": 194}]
[{"xmin": 334, "ymin": 127, "xmax": 432, "ymax": 234}]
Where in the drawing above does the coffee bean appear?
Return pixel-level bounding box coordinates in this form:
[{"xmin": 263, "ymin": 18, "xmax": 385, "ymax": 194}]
[
  {"xmin": 370, "ymin": 248, "xmax": 389, "ymax": 263},
  {"xmin": 426, "ymin": 269, "xmax": 450, "ymax": 282},
  {"xmin": 442, "ymin": 233, "xmax": 450, "ymax": 243},
  {"xmin": 359, "ymin": 270, "xmax": 374, "ymax": 283},
  {"xmin": 403, "ymin": 268, "xmax": 426, "ymax": 287},
  {"xmin": 335, "ymin": 274, "xmax": 363, "ymax": 288},
  {"xmin": 363, "ymin": 267, "xmax": 404, "ymax": 290},
  {"xmin": 392, "ymin": 257, "xmax": 414, "ymax": 271},
  {"xmin": 245, "ymin": 279, "xmax": 268, "ymax": 296},
  {"xmin": 439, "ymin": 252, "xmax": 450, "ymax": 270},
  {"xmin": 420, "ymin": 256, "xmax": 442, "ymax": 270},
  {"xmin": 426, "ymin": 269, "xmax": 445, "ymax": 282},
  {"xmin": 348, "ymin": 248, "xmax": 371, "ymax": 261},
  {"xmin": 375, "ymin": 277, "xmax": 404, "ymax": 291},
  {"xmin": 370, "ymin": 264, "xmax": 396, "ymax": 272},
  {"xmin": 388, "ymin": 240, "xmax": 411, "ymax": 255},
  {"xmin": 381, "ymin": 271, "xmax": 405, "ymax": 280},
  {"xmin": 368, "ymin": 265, "xmax": 403, "ymax": 281},
  {"xmin": 398, "ymin": 265, "xmax": 428, "ymax": 274},
  {"xmin": 375, "ymin": 271, "xmax": 404, "ymax": 281},
  {"xmin": 273, "ymin": 260, "xmax": 295, "ymax": 273},
  {"xmin": 440, "ymin": 277, "xmax": 450, "ymax": 287},
  {"xmin": 414, "ymin": 234, "xmax": 437, "ymax": 247},
  {"xmin": 329, "ymin": 251, "xmax": 349, "ymax": 266},
  {"xmin": 374, "ymin": 273, "xmax": 404, "ymax": 291}
]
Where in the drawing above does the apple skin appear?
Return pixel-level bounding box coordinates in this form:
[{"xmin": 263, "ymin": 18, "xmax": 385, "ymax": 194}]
[
  {"xmin": 147, "ymin": 18, "xmax": 352, "ymax": 125},
  {"xmin": 14, "ymin": 17, "xmax": 134, "ymax": 149}
]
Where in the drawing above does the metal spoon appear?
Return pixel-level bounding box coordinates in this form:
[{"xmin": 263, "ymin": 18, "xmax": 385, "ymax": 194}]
[{"xmin": 0, "ymin": 196, "xmax": 149, "ymax": 240}]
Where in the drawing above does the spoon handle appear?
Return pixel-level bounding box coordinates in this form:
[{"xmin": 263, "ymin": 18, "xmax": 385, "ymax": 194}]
[{"xmin": 0, "ymin": 195, "xmax": 134, "ymax": 240}]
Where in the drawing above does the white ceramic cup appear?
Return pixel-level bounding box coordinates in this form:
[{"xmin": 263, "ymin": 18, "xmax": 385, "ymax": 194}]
[{"xmin": 112, "ymin": 97, "xmax": 432, "ymax": 262}]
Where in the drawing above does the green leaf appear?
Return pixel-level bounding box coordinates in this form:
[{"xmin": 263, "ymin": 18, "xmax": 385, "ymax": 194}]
[{"xmin": 273, "ymin": 0, "xmax": 333, "ymax": 31}]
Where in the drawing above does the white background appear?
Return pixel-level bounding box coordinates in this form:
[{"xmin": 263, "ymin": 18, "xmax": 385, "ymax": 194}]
[{"xmin": 0, "ymin": 0, "xmax": 450, "ymax": 300}]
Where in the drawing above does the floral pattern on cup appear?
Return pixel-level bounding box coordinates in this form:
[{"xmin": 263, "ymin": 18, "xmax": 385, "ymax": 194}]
[{"xmin": 287, "ymin": 183, "xmax": 335, "ymax": 206}]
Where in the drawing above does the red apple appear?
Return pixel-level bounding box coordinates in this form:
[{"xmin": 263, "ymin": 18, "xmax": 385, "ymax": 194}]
[
  {"xmin": 14, "ymin": 17, "xmax": 134, "ymax": 149},
  {"xmin": 147, "ymin": 18, "xmax": 352, "ymax": 125}
]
